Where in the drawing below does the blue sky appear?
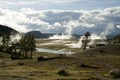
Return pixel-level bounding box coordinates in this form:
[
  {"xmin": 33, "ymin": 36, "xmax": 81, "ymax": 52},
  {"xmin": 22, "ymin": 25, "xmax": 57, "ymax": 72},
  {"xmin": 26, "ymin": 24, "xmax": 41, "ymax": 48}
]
[
  {"xmin": 0, "ymin": 0, "xmax": 120, "ymax": 36},
  {"xmin": 0, "ymin": 0, "xmax": 120, "ymax": 10}
]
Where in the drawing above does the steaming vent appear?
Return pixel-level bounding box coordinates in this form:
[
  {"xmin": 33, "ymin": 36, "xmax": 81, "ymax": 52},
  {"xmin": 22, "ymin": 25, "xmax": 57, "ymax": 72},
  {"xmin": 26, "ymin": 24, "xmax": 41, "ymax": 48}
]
[
  {"xmin": 49, "ymin": 34, "xmax": 73, "ymax": 40},
  {"xmin": 95, "ymin": 40, "xmax": 108, "ymax": 46}
]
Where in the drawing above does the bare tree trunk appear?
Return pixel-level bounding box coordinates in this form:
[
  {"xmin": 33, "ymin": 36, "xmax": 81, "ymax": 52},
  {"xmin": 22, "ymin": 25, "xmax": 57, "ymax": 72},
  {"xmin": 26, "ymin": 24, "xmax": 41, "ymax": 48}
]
[
  {"xmin": 83, "ymin": 38, "xmax": 88, "ymax": 50},
  {"xmin": 30, "ymin": 51, "xmax": 33, "ymax": 59},
  {"xmin": 19, "ymin": 50, "xmax": 21, "ymax": 55},
  {"xmin": 25, "ymin": 52, "xmax": 27, "ymax": 58}
]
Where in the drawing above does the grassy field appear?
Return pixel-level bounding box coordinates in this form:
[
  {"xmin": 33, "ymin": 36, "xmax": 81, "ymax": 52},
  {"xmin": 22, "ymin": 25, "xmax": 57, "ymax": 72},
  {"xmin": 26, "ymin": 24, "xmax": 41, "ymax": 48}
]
[
  {"xmin": 0, "ymin": 52, "xmax": 120, "ymax": 80},
  {"xmin": 0, "ymin": 39, "xmax": 120, "ymax": 80}
]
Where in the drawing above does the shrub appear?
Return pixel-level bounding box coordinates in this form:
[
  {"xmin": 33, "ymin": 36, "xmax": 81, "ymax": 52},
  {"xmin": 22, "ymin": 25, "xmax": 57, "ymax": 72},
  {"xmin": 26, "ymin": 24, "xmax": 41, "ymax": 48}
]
[
  {"xmin": 57, "ymin": 70, "xmax": 69, "ymax": 76},
  {"xmin": 109, "ymin": 69, "xmax": 120, "ymax": 78},
  {"xmin": 37, "ymin": 56, "xmax": 45, "ymax": 61},
  {"xmin": 18, "ymin": 62, "xmax": 24, "ymax": 65}
]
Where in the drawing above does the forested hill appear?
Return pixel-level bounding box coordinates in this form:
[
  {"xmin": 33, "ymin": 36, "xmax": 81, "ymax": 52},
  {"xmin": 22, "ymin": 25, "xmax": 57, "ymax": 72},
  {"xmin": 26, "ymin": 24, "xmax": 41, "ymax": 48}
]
[
  {"xmin": 0, "ymin": 24, "xmax": 18, "ymax": 36},
  {"xmin": 26, "ymin": 31, "xmax": 81, "ymax": 39}
]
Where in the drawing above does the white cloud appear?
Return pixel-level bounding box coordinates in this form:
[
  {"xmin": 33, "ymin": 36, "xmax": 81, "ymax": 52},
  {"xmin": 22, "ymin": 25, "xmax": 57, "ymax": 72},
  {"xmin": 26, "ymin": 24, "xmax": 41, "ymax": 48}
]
[
  {"xmin": 15, "ymin": 1, "xmax": 36, "ymax": 5},
  {"xmin": 0, "ymin": 8, "xmax": 29, "ymax": 32},
  {"xmin": 53, "ymin": 22, "xmax": 61, "ymax": 27},
  {"xmin": 0, "ymin": 7, "xmax": 120, "ymax": 36},
  {"xmin": 0, "ymin": 0, "xmax": 120, "ymax": 11},
  {"xmin": 116, "ymin": 25, "xmax": 120, "ymax": 29},
  {"xmin": 0, "ymin": 0, "xmax": 36, "ymax": 6},
  {"xmin": 20, "ymin": 8, "xmax": 38, "ymax": 15},
  {"xmin": 0, "ymin": 0, "xmax": 80, "ymax": 7},
  {"xmin": 41, "ymin": 0, "xmax": 80, "ymax": 3}
]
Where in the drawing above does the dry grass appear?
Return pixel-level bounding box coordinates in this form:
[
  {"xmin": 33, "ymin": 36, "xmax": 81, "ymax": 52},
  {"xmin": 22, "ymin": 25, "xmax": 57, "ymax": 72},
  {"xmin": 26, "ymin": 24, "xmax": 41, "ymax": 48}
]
[{"xmin": 0, "ymin": 39, "xmax": 120, "ymax": 80}]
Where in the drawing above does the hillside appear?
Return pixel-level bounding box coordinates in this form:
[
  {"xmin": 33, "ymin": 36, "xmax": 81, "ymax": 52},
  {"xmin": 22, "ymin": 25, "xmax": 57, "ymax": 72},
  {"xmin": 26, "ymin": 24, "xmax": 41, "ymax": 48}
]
[
  {"xmin": 0, "ymin": 24, "xmax": 18, "ymax": 36},
  {"xmin": 73, "ymin": 44, "xmax": 120, "ymax": 57},
  {"xmin": 26, "ymin": 31, "xmax": 53, "ymax": 38},
  {"xmin": 26, "ymin": 31, "xmax": 81, "ymax": 38}
]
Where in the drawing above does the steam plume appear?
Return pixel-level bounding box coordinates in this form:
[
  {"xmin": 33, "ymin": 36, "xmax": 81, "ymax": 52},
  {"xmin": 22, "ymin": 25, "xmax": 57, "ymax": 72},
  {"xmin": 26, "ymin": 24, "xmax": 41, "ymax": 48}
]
[{"xmin": 100, "ymin": 23, "xmax": 114, "ymax": 40}]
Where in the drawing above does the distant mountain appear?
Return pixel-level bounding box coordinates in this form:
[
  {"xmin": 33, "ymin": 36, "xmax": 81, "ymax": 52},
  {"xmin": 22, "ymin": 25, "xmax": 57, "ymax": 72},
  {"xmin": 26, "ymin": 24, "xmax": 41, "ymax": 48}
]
[
  {"xmin": 26, "ymin": 31, "xmax": 81, "ymax": 39},
  {"xmin": 26, "ymin": 31, "xmax": 54, "ymax": 38},
  {"xmin": 0, "ymin": 24, "xmax": 18, "ymax": 36}
]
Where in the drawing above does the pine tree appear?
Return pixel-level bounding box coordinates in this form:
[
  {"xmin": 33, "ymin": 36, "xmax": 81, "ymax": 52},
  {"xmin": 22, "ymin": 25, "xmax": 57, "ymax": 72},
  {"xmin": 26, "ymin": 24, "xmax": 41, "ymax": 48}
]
[
  {"xmin": 83, "ymin": 32, "xmax": 91, "ymax": 50},
  {"xmin": 1, "ymin": 33, "xmax": 11, "ymax": 51},
  {"xmin": 19, "ymin": 34, "xmax": 36, "ymax": 58},
  {"xmin": 28, "ymin": 34, "xmax": 36, "ymax": 59}
]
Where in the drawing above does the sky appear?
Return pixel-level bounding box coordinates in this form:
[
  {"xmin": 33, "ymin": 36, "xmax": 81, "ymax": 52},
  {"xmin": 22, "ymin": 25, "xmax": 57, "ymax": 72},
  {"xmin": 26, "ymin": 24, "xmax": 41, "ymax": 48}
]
[
  {"xmin": 0, "ymin": 0, "xmax": 120, "ymax": 35},
  {"xmin": 0, "ymin": 0, "xmax": 120, "ymax": 10}
]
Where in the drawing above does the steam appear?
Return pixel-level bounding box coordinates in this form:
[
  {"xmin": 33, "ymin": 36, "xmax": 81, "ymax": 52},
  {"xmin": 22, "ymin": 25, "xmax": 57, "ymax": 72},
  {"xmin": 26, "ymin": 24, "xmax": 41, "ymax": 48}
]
[
  {"xmin": 49, "ymin": 25, "xmax": 73, "ymax": 39},
  {"xmin": 66, "ymin": 23, "xmax": 115, "ymax": 48},
  {"xmin": 66, "ymin": 33, "xmax": 103, "ymax": 48},
  {"xmin": 66, "ymin": 34, "xmax": 101, "ymax": 48},
  {"xmin": 65, "ymin": 24, "xmax": 73, "ymax": 35},
  {"xmin": 10, "ymin": 34, "xmax": 22, "ymax": 43},
  {"xmin": 88, "ymin": 34, "xmax": 102, "ymax": 45},
  {"xmin": 49, "ymin": 34, "xmax": 72, "ymax": 39},
  {"xmin": 116, "ymin": 25, "xmax": 120, "ymax": 29},
  {"xmin": 66, "ymin": 36, "xmax": 84, "ymax": 48},
  {"xmin": 89, "ymin": 23, "xmax": 114, "ymax": 46},
  {"xmin": 0, "ymin": 34, "xmax": 22, "ymax": 45},
  {"xmin": 49, "ymin": 22, "xmax": 115, "ymax": 49},
  {"xmin": 100, "ymin": 23, "xmax": 114, "ymax": 40},
  {"xmin": 0, "ymin": 37, "xmax": 2, "ymax": 44}
]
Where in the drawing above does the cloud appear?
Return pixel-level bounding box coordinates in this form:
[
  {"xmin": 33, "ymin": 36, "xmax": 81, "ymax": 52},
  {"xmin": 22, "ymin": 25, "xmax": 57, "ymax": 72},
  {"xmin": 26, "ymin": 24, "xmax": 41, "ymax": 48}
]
[
  {"xmin": 0, "ymin": 0, "xmax": 36, "ymax": 6},
  {"xmin": 0, "ymin": 0, "xmax": 81, "ymax": 7},
  {"xmin": 42, "ymin": 0, "xmax": 81, "ymax": 3},
  {"xmin": 116, "ymin": 25, "xmax": 120, "ymax": 29},
  {"xmin": 53, "ymin": 22, "xmax": 61, "ymax": 27},
  {"xmin": 0, "ymin": 0, "xmax": 120, "ymax": 11},
  {"xmin": 0, "ymin": 7, "xmax": 120, "ymax": 36},
  {"xmin": 0, "ymin": 8, "xmax": 29, "ymax": 32}
]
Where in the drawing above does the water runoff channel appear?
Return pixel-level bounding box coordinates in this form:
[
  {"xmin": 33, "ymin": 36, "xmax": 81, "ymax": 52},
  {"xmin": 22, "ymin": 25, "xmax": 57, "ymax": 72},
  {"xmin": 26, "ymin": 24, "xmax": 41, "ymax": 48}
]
[{"xmin": 36, "ymin": 48, "xmax": 75, "ymax": 55}]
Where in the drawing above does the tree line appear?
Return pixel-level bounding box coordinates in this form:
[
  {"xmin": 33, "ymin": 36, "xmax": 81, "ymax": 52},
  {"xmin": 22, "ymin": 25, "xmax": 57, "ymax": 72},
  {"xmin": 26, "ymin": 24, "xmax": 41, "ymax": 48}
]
[{"xmin": 0, "ymin": 32, "xmax": 36, "ymax": 59}]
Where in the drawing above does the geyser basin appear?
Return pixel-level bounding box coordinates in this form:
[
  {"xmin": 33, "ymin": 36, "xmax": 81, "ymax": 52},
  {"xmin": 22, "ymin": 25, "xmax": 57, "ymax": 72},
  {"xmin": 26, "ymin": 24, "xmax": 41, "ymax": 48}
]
[
  {"xmin": 49, "ymin": 34, "xmax": 72, "ymax": 40},
  {"xmin": 36, "ymin": 48, "xmax": 75, "ymax": 55}
]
